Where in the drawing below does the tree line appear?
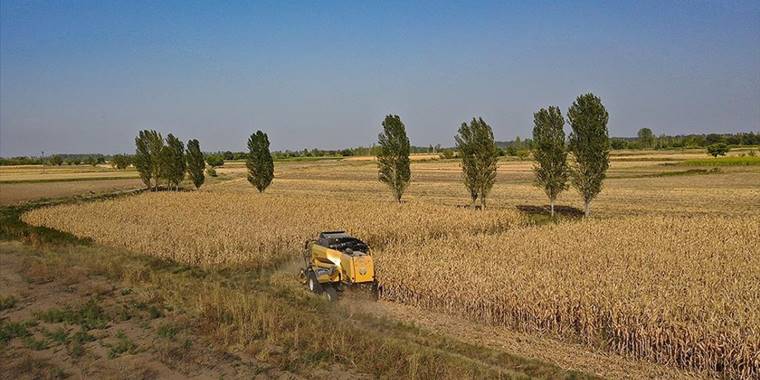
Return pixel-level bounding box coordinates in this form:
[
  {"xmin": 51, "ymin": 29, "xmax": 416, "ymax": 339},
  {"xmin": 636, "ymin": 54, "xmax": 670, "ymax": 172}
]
[
  {"xmin": 131, "ymin": 130, "xmax": 275, "ymax": 193},
  {"xmin": 375, "ymin": 92, "xmax": 611, "ymax": 217}
]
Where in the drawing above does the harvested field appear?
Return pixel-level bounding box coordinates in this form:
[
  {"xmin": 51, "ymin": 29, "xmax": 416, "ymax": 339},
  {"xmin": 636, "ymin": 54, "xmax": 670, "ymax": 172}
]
[
  {"xmin": 0, "ymin": 165, "xmax": 138, "ymax": 183},
  {"xmin": 0, "ymin": 179, "xmax": 143, "ymax": 206}
]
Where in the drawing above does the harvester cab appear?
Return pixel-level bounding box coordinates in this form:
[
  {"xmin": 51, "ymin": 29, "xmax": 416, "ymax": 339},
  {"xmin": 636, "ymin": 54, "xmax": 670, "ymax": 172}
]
[{"xmin": 299, "ymin": 231, "xmax": 379, "ymax": 301}]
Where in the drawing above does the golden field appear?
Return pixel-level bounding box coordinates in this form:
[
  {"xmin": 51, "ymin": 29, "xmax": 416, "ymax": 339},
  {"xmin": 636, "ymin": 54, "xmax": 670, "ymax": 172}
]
[
  {"xmin": 18, "ymin": 149, "xmax": 760, "ymax": 377},
  {"xmin": 377, "ymin": 216, "xmax": 760, "ymax": 378},
  {"xmin": 22, "ymin": 192, "xmax": 525, "ymax": 267}
]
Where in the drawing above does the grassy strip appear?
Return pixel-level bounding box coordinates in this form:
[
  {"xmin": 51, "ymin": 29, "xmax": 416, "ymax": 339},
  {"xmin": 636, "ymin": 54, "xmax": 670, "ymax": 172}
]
[
  {"xmin": 274, "ymin": 156, "xmax": 344, "ymax": 162},
  {"xmin": 1, "ymin": 196, "xmax": 593, "ymax": 379},
  {"xmin": 612, "ymin": 168, "xmax": 722, "ymax": 179},
  {"xmin": 680, "ymin": 156, "xmax": 760, "ymax": 166}
]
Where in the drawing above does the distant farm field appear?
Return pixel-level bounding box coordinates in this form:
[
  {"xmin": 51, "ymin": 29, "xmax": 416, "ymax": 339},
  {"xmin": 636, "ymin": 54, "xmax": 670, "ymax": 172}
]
[{"xmin": 18, "ymin": 149, "xmax": 760, "ymax": 378}]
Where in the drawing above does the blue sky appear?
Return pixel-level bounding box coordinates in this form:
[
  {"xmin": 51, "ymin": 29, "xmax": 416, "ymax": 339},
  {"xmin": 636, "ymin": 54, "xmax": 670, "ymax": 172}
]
[{"xmin": 1, "ymin": 1, "xmax": 759, "ymax": 156}]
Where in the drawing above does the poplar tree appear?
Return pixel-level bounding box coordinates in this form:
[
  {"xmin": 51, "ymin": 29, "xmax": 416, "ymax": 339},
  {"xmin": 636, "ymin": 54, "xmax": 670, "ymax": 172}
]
[
  {"xmin": 532, "ymin": 106, "xmax": 568, "ymax": 217},
  {"xmin": 455, "ymin": 118, "xmax": 498, "ymax": 209},
  {"xmin": 186, "ymin": 139, "xmax": 205, "ymax": 189},
  {"xmin": 144, "ymin": 130, "xmax": 164, "ymax": 191},
  {"xmin": 455, "ymin": 122, "xmax": 479, "ymax": 207},
  {"xmin": 162, "ymin": 134, "xmax": 185, "ymax": 190},
  {"xmin": 134, "ymin": 130, "xmax": 157, "ymax": 189},
  {"xmin": 246, "ymin": 131, "xmax": 274, "ymax": 192},
  {"xmin": 376, "ymin": 115, "xmax": 411, "ymax": 203},
  {"xmin": 568, "ymin": 93, "xmax": 610, "ymax": 217}
]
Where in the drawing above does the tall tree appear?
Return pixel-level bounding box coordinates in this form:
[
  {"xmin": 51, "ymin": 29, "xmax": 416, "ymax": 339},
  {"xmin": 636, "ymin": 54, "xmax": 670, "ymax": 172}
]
[
  {"xmin": 456, "ymin": 117, "xmax": 498, "ymax": 208},
  {"xmin": 162, "ymin": 134, "xmax": 185, "ymax": 191},
  {"xmin": 637, "ymin": 128, "xmax": 655, "ymax": 149},
  {"xmin": 456, "ymin": 122, "xmax": 479, "ymax": 207},
  {"xmin": 186, "ymin": 139, "xmax": 205, "ymax": 189},
  {"xmin": 568, "ymin": 93, "xmax": 610, "ymax": 217},
  {"xmin": 376, "ymin": 115, "xmax": 411, "ymax": 203},
  {"xmin": 532, "ymin": 106, "xmax": 569, "ymax": 217},
  {"xmin": 134, "ymin": 130, "xmax": 155, "ymax": 189},
  {"xmin": 147, "ymin": 131, "xmax": 164, "ymax": 190},
  {"xmin": 246, "ymin": 131, "xmax": 274, "ymax": 192}
]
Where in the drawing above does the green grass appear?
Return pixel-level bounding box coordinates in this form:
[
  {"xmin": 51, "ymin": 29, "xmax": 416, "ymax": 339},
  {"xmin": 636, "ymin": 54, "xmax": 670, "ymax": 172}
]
[
  {"xmin": 0, "ymin": 295, "xmax": 17, "ymax": 311},
  {"xmin": 69, "ymin": 329, "xmax": 96, "ymax": 358},
  {"xmin": 274, "ymin": 156, "xmax": 343, "ymax": 162},
  {"xmin": 157, "ymin": 323, "xmax": 180, "ymax": 339},
  {"xmin": 108, "ymin": 330, "xmax": 137, "ymax": 358},
  {"xmin": 42, "ymin": 327, "xmax": 70, "ymax": 345},
  {"xmin": 681, "ymin": 156, "xmax": 760, "ymax": 166},
  {"xmin": 0, "ymin": 321, "xmax": 32, "ymax": 344},
  {"xmin": 35, "ymin": 298, "xmax": 109, "ymax": 330}
]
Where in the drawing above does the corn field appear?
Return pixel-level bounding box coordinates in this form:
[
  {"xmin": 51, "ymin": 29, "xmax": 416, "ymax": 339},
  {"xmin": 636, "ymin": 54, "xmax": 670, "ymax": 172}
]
[
  {"xmin": 21, "ymin": 192, "xmax": 760, "ymax": 377},
  {"xmin": 376, "ymin": 216, "xmax": 760, "ymax": 378},
  {"xmin": 21, "ymin": 192, "xmax": 525, "ymax": 267}
]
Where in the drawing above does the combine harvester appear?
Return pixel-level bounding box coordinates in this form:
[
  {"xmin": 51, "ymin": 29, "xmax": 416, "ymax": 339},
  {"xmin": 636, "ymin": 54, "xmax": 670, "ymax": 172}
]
[{"xmin": 299, "ymin": 231, "xmax": 379, "ymax": 301}]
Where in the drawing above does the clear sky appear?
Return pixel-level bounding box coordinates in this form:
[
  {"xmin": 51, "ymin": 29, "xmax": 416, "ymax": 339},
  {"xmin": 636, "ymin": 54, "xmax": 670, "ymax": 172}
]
[{"xmin": 1, "ymin": 1, "xmax": 759, "ymax": 156}]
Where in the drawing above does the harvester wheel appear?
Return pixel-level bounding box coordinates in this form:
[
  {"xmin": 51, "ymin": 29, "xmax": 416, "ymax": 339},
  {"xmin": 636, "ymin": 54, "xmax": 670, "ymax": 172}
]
[
  {"xmin": 324, "ymin": 286, "xmax": 338, "ymax": 302},
  {"xmin": 308, "ymin": 271, "xmax": 322, "ymax": 294}
]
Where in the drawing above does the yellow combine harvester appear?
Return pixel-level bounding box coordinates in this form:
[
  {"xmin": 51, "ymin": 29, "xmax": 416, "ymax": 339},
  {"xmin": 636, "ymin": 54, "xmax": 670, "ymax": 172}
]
[{"xmin": 299, "ymin": 231, "xmax": 379, "ymax": 301}]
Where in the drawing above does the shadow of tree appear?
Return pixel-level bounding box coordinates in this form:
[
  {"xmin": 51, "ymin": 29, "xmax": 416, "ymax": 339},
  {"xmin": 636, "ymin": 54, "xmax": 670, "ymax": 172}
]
[{"xmin": 516, "ymin": 205, "xmax": 584, "ymax": 219}]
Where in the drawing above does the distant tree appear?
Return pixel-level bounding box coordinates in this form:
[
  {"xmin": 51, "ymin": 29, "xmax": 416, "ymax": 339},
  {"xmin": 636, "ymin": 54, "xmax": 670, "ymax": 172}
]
[
  {"xmin": 376, "ymin": 115, "xmax": 411, "ymax": 203},
  {"xmin": 206, "ymin": 155, "xmax": 224, "ymax": 168},
  {"xmin": 86, "ymin": 156, "xmax": 97, "ymax": 166},
  {"xmin": 97, "ymin": 156, "xmax": 105, "ymax": 165},
  {"xmin": 223, "ymin": 151, "xmax": 234, "ymax": 160},
  {"xmin": 246, "ymin": 131, "xmax": 274, "ymax": 192},
  {"xmin": 532, "ymin": 106, "xmax": 569, "ymax": 217},
  {"xmin": 456, "ymin": 117, "xmax": 498, "ymax": 208},
  {"xmin": 707, "ymin": 143, "xmax": 729, "ymax": 157},
  {"xmin": 705, "ymin": 133, "xmax": 724, "ymax": 145},
  {"xmin": 111, "ymin": 154, "xmax": 131, "ymax": 170},
  {"xmin": 50, "ymin": 155, "xmax": 63, "ymax": 166},
  {"xmin": 186, "ymin": 139, "xmax": 205, "ymax": 189},
  {"xmin": 439, "ymin": 149, "xmax": 455, "ymax": 159},
  {"xmin": 637, "ymin": 128, "xmax": 655, "ymax": 149},
  {"xmin": 161, "ymin": 134, "xmax": 186, "ymax": 190},
  {"xmin": 568, "ymin": 93, "xmax": 610, "ymax": 217}
]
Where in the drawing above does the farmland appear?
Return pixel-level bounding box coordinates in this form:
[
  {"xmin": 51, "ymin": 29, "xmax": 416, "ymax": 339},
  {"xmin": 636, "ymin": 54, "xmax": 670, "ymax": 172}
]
[{"xmin": 15, "ymin": 149, "xmax": 760, "ymax": 378}]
